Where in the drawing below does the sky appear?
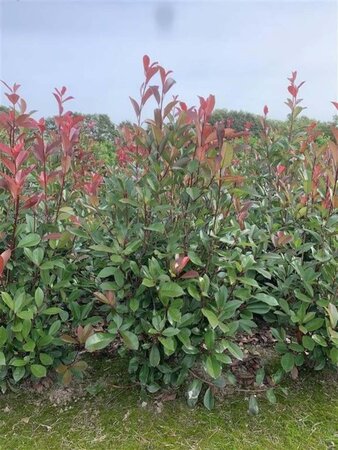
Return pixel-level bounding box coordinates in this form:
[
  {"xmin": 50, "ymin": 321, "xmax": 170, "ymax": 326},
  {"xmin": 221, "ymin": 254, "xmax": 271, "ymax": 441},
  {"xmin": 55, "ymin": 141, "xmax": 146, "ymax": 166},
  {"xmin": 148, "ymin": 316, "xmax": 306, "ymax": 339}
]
[{"xmin": 0, "ymin": 0, "xmax": 337, "ymax": 123}]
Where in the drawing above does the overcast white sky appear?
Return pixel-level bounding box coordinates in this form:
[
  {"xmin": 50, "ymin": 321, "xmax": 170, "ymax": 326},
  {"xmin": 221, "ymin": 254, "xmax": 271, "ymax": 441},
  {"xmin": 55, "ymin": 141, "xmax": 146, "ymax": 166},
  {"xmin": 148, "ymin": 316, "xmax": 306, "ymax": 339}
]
[{"xmin": 0, "ymin": 0, "xmax": 337, "ymax": 122}]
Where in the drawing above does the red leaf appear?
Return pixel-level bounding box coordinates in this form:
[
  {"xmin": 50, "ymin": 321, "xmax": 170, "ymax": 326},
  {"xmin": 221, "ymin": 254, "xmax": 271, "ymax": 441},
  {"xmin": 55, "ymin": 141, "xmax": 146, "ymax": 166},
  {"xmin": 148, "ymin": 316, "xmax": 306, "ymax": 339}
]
[
  {"xmin": 163, "ymin": 77, "xmax": 176, "ymax": 95},
  {"xmin": 1, "ymin": 157, "xmax": 15, "ymax": 174},
  {"xmin": 43, "ymin": 233, "xmax": 63, "ymax": 240},
  {"xmin": 263, "ymin": 105, "xmax": 269, "ymax": 115},
  {"xmin": 0, "ymin": 249, "xmax": 11, "ymax": 276},
  {"xmin": 129, "ymin": 97, "xmax": 140, "ymax": 117},
  {"xmin": 23, "ymin": 194, "xmax": 42, "ymax": 209},
  {"xmin": 143, "ymin": 55, "xmax": 150, "ymax": 72},
  {"xmin": 0, "ymin": 143, "xmax": 12, "ymax": 156},
  {"xmin": 141, "ymin": 87, "xmax": 154, "ymax": 106},
  {"xmin": 288, "ymin": 85, "xmax": 298, "ymax": 97},
  {"xmin": 180, "ymin": 270, "xmax": 199, "ymax": 279},
  {"xmin": 5, "ymin": 93, "xmax": 20, "ymax": 105},
  {"xmin": 150, "ymin": 85, "xmax": 160, "ymax": 104}
]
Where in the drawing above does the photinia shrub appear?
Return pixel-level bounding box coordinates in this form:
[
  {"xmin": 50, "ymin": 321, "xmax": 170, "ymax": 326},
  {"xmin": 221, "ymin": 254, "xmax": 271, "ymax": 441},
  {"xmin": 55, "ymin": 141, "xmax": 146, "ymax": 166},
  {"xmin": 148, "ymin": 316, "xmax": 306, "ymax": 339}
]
[
  {"xmin": 0, "ymin": 57, "xmax": 337, "ymax": 410},
  {"xmin": 0, "ymin": 82, "xmax": 103, "ymax": 390},
  {"xmin": 75, "ymin": 56, "xmax": 337, "ymax": 408}
]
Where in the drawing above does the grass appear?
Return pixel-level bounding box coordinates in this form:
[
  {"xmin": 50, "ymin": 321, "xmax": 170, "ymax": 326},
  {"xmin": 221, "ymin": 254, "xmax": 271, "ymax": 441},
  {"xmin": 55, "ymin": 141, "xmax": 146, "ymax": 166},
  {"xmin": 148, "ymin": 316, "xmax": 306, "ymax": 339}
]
[{"xmin": 0, "ymin": 356, "xmax": 337, "ymax": 450}]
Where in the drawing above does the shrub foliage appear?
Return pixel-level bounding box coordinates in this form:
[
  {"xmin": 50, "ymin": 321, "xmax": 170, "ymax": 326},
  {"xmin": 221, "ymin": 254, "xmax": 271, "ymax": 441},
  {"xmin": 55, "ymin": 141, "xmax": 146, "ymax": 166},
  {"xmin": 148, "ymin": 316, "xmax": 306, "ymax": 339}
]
[{"xmin": 0, "ymin": 58, "xmax": 337, "ymax": 408}]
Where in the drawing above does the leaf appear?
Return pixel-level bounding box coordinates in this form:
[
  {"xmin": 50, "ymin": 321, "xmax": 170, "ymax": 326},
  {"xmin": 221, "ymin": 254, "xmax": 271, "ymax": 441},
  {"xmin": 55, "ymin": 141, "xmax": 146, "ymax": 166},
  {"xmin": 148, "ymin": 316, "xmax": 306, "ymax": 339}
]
[
  {"xmin": 42, "ymin": 307, "xmax": 63, "ymax": 315},
  {"xmin": 30, "ymin": 364, "xmax": 47, "ymax": 378},
  {"xmin": 201, "ymin": 308, "xmax": 219, "ymax": 329},
  {"xmin": 205, "ymin": 355, "xmax": 222, "ymax": 379},
  {"xmin": 304, "ymin": 318, "xmax": 324, "ymax": 332},
  {"xmin": 85, "ymin": 333, "xmax": 114, "ymax": 352},
  {"xmin": 35, "ymin": 287, "xmax": 44, "ymax": 308},
  {"xmin": 266, "ymin": 388, "xmax": 276, "ymax": 404},
  {"xmin": 203, "ymin": 387, "xmax": 215, "ymax": 410},
  {"xmin": 281, "ymin": 353, "xmax": 295, "ymax": 373},
  {"xmin": 17, "ymin": 234, "xmax": 41, "ymax": 248},
  {"xmin": 240, "ymin": 277, "xmax": 259, "ymax": 288},
  {"xmin": 13, "ymin": 366, "xmax": 25, "ymax": 383},
  {"xmin": 221, "ymin": 142, "xmax": 234, "ymax": 168},
  {"xmin": 327, "ymin": 303, "xmax": 338, "ymax": 329},
  {"xmin": 98, "ymin": 267, "xmax": 116, "ymax": 278},
  {"xmin": 39, "ymin": 353, "xmax": 53, "ymax": 366},
  {"xmin": 144, "ymin": 223, "xmax": 165, "ymax": 233},
  {"xmin": 302, "ymin": 335, "xmax": 315, "ymax": 351},
  {"xmin": 149, "ymin": 345, "xmax": 160, "ymax": 367},
  {"xmin": 120, "ymin": 331, "xmax": 139, "ymax": 351},
  {"xmin": 1, "ymin": 292, "xmax": 14, "ymax": 310},
  {"xmin": 159, "ymin": 282, "xmax": 184, "ymax": 298},
  {"xmin": 255, "ymin": 368, "xmax": 265, "ymax": 385},
  {"xmin": 186, "ymin": 379, "xmax": 202, "ymax": 408},
  {"xmin": 248, "ymin": 395, "xmax": 259, "ymax": 415},
  {"xmin": 329, "ymin": 348, "xmax": 338, "ymax": 364},
  {"xmin": 254, "ymin": 293, "xmax": 278, "ymax": 306},
  {"xmin": 0, "ymin": 327, "xmax": 7, "ymax": 347},
  {"xmin": 226, "ymin": 342, "xmax": 244, "ymax": 361},
  {"xmin": 0, "ymin": 351, "xmax": 5, "ymax": 366},
  {"xmin": 158, "ymin": 336, "xmax": 175, "ymax": 354},
  {"xmin": 123, "ymin": 239, "xmax": 142, "ymax": 255}
]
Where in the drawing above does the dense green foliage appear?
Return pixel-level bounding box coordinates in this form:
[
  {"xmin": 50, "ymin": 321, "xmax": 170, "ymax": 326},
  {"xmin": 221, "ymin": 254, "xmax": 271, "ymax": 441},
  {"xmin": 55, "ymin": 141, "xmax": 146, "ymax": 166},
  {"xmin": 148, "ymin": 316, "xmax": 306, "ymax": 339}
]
[{"xmin": 0, "ymin": 60, "xmax": 337, "ymax": 410}]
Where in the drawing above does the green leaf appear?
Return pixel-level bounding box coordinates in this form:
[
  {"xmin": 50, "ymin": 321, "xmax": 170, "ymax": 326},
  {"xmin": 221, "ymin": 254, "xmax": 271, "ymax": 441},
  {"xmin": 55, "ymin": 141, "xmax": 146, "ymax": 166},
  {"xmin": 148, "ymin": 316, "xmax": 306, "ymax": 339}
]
[
  {"xmin": 1, "ymin": 292, "xmax": 14, "ymax": 310},
  {"xmin": 85, "ymin": 333, "xmax": 114, "ymax": 352},
  {"xmin": 123, "ymin": 239, "xmax": 142, "ymax": 256},
  {"xmin": 149, "ymin": 345, "xmax": 160, "ymax": 367},
  {"xmin": 98, "ymin": 267, "xmax": 116, "ymax": 278},
  {"xmin": 281, "ymin": 353, "xmax": 295, "ymax": 373},
  {"xmin": 302, "ymin": 335, "xmax": 315, "ymax": 351},
  {"xmin": 226, "ymin": 342, "xmax": 244, "ymax": 361},
  {"xmin": 13, "ymin": 366, "xmax": 25, "ymax": 383},
  {"xmin": 30, "ymin": 364, "xmax": 47, "ymax": 378},
  {"xmin": 304, "ymin": 318, "xmax": 324, "ymax": 332},
  {"xmin": 32, "ymin": 248, "xmax": 44, "ymax": 266},
  {"xmin": 39, "ymin": 353, "xmax": 53, "ymax": 366},
  {"xmin": 49, "ymin": 320, "xmax": 61, "ymax": 336},
  {"xmin": 248, "ymin": 395, "xmax": 259, "ymax": 415},
  {"xmin": 114, "ymin": 269, "xmax": 124, "ymax": 288},
  {"xmin": 120, "ymin": 330, "xmax": 139, "ymax": 351},
  {"xmin": 158, "ymin": 336, "xmax": 175, "ymax": 354},
  {"xmin": 23, "ymin": 340, "xmax": 35, "ymax": 352},
  {"xmin": 255, "ymin": 368, "xmax": 265, "ymax": 385},
  {"xmin": 203, "ymin": 387, "xmax": 215, "ymax": 410},
  {"xmin": 42, "ymin": 307, "xmax": 63, "ymax": 315},
  {"xmin": 159, "ymin": 282, "xmax": 184, "ymax": 298},
  {"xmin": 144, "ymin": 223, "xmax": 165, "ymax": 233},
  {"xmin": 205, "ymin": 355, "xmax": 222, "ymax": 379},
  {"xmin": 90, "ymin": 245, "xmax": 116, "ymax": 253},
  {"xmin": 329, "ymin": 348, "xmax": 338, "ymax": 364},
  {"xmin": 240, "ymin": 277, "xmax": 259, "ymax": 288},
  {"xmin": 162, "ymin": 327, "xmax": 180, "ymax": 337},
  {"xmin": 254, "ymin": 293, "xmax": 278, "ymax": 306},
  {"xmin": 0, "ymin": 327, "xmax": 7, "ymax": 347},
  {"xmin": 17, "ymin": 310, "xmax": 34, "ymax": 320},
  {"xmin": 201, "ymin": 308, "xmax": 219, "ymax": 329},
  {"xmin": 327, "ymin": 303, "xmax": 338, "ymax": 329},
  {"xmin": 187, "ymin": 251, "xmax": 204, "ymax": 267},
  {"xmin": 0, "ymin": 351, "xmax": 5, "ymax": 366},
  {"xmin": 266, "ymin": 388, "xmax": 276, "ymax": 404},
  {"xmin": 312, "ymin": 334, "xmax": 327, "ymax": 347},
  {"xmin": 186, "ymin": 187, "xmax": 200, "ymax": 201},
  {"xmin": 17, "ymin": 234, "xmax": 41, "ymax": 248},
  {"xmin": 186, "ymin": 379, "xmax": 202, "ymax": 408},
  {"xmin": 35, "ymin": 288, "xmax": 44, "ymax": 308}
]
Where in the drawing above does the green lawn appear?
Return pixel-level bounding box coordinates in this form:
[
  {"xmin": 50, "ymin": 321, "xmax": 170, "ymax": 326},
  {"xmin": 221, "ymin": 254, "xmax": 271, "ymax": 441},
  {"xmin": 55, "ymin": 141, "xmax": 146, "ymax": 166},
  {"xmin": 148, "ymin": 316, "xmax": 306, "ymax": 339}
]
[{"xmin": 0, "ymin": 357, "xmax": 337, "ymax": 450}]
